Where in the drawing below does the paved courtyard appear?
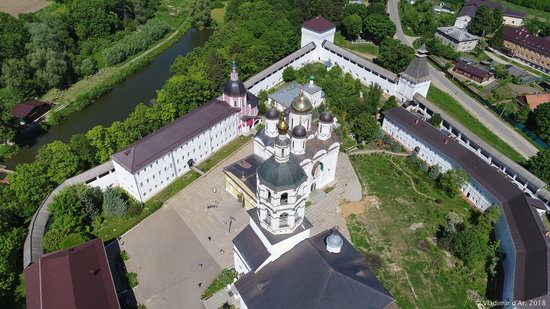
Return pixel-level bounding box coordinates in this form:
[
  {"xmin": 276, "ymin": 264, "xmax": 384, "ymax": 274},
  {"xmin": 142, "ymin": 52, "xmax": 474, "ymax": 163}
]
[{"xmin": 118, "ymin": 140, "xmax": 363, "ymax": 308}]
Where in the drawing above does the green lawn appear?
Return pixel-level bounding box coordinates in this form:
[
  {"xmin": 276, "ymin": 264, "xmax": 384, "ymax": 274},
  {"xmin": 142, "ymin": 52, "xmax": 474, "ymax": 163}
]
[
  {"xmin": 495, "ymin": 0, "xmax": 550, "ymax": 21},
  {"xmin": 334, "ymin": 31, "xmax": 379, "ymax": 57},
  {"xmin": 211, "ymin": 1, "xmax": 227, "ymax": 25},
  {"xmin": 349, "ymin": 154, "xmax": 485, "ymax": 308},
  {"xmin": 427, "ymin": 85, "xmax": 526, "ymax": 163},
  {"xmin": 94, "ymin": 135, "xmax": 252, "ymax": 242},
  {"xmin": 201, "ymin": 268, "xmax": 237, "ymax": 300}
]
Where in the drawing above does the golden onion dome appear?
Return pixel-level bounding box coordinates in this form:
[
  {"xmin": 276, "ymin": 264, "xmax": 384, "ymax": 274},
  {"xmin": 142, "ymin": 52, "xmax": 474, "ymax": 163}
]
[
  {"xmin": 291, "ymin": 88, "xmax": 312, "ymax": 113},
  {"xmin": 277, "ymin": 118, "xmax": 289, "ymax": 135}
]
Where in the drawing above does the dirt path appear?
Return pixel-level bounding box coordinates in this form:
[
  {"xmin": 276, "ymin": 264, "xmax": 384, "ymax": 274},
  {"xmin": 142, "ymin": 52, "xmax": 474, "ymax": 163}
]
[{"xmin": 0, "ymin": 0, "xmax": 49, "ymax": 16}]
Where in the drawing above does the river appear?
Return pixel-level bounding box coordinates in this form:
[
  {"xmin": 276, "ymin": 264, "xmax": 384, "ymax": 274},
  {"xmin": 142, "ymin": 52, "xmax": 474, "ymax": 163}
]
[{"xmin": 5, "ymin": 28, "xmax": 213, "ymax": 169}]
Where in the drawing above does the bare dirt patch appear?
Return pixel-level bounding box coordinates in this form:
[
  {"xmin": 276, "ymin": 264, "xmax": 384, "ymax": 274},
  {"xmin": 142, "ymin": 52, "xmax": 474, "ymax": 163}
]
[
  {"xmin": 0, "ymin": 0, "xmax": 49, "ymax": 16},
  {"xmin": 340, "ymin": 195, "xmax": 380, "ymax": 218}
]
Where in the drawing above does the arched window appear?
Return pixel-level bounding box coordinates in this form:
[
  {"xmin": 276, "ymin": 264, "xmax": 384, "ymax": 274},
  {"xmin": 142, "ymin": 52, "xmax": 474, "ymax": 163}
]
[
  {"xmin": 280, "ymin": 213, "xmax": 289, "ymax": 228},
  {"xmin": 267, "ymin": 190, "xmax": 271, "ymax": 200},
  {"xmin": 281, "ymin": 193, "xmax": 288, "ymax": 204}
]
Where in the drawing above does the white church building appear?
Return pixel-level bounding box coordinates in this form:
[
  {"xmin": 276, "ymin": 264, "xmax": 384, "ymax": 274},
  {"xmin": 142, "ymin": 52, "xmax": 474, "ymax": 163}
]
[{"xmin": 231, "ymin": 117, "xmax": 397, "ymax": 309}]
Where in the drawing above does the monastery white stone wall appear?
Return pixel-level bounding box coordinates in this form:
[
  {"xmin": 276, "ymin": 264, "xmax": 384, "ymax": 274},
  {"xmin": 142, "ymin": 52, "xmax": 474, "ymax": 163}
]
[{"xmin": 382, "ymin": 117, "xmax": 499, "ymax": 211}]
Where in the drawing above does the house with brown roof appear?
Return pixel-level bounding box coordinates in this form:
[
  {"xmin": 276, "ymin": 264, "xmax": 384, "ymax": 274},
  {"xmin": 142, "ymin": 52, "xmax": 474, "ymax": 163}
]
[
  {"xmin": 453, "ymin": 59, "xmax": 493, "ymax": 84},
  {"xmin": 503, "ymin": 26, "xmax": 550, "ymax": 72},
  {"xmin": 11, "ymin": 100, "xmax": 52, "ymax": 125},
  {"xmin": 517, "ymin": 93, "xmax": 550, "ymax": 110},
  {"xmin": 24, "ymin": 238, "xmax": 120, "ymax": 309}
]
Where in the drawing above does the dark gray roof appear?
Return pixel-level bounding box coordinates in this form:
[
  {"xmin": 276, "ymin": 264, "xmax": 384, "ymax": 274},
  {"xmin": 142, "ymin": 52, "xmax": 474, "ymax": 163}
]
[
  {"xmin": 247, "ymin": 208, "xmax": 313, "ymax": 246},
  {"xmin": 257, "ymin": 155, "xmax": 307, "ymax": 191},
  {"xmin": 320, "ymin": 111, "xmax": 334, "ymax": 123},
  {"xmin": 223, "ymin": 154, "xmax": 264, "ymax": 194},
  {"xmin": 235, "ymin": 229, "xmax": 396, "ymax": 309},
  {"xmin": 436, "ymin": 26, "xmax": 479, "ymax": 43},
  {"xmin": 233, "ymin": 225, "xmax": 270, "ymax": 271},
  {"xmin": 268, "ymin": 82, "xmax": 300, "ymax": 109},
  {"xmin": 292, "ymin": 125, "xmax": 307, "ymax": 138},
  {"xmin": 400, "ymin": 55, "xmax": 430, "ymax": 83},
  {"xmin": 223, "ymin": 79, "xmax": 247, "ymax": 97},
  {"xmin": 265, "ymin": 108, "xmax": 279, "ymax": 120},
  {"xmin": 112, "ymin": 100, "xmax": 239, "ymax": 173},
  {"xmin": 247, "ymin": 91, "xmax": 259, "ymax": 107},
  {"xmin": 383, "ymin": 107, "xmax": 549, "ymax": 301}
]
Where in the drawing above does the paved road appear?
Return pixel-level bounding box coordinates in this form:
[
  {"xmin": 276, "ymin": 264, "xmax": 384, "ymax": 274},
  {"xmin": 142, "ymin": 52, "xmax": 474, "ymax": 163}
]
[{"xmin": 387, "ymin": 0, "xmax": 538, "ymax": 158}]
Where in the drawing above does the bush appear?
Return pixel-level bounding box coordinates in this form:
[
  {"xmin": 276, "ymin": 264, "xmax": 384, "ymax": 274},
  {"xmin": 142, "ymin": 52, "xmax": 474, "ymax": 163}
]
[
  {"xmin": 127, "ymin": 272, "xmax": 139, "ymax": 288},
  {"xmin": 201, "ymin": 268, "xmax": 238, "ymax": 300},
  {"xmin": 211, "ymin": 0, "xmax": 224, "ymax": 9},
  {"xmin": 0, "ymin": 144, "xmax": 18, "ymax": 161},
  {"xmin": 103, "ymin": 187, "xmax": 129, "ymax": 217},
  {"xmin": 282, "ymin": 66, "xmax": 296, "ymax": 82},
  {"xmin": 104, "ymin": 19, "xmax": 171, "ymax": 66},
  {"xmin": 59, "ymin": 232, "xmax": 91, "ymax": 250},
  {"xmin": 436, "ymin": 169, "xmax": 468, "ymax": 197},
  {"xmin": 120, "ymin": 250, "xmax": 130, "ymax": 261}
]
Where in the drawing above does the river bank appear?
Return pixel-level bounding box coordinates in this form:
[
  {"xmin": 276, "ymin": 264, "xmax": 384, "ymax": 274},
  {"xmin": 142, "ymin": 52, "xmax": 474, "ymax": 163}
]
[{"xmin": 6, "ymin": 28, "xmax": 212, "ymax": 169}]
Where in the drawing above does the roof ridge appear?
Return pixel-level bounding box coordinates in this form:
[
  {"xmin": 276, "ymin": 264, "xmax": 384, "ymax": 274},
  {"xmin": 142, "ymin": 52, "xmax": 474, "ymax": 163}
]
[{"xmin": 329, "ymin": 270, "xmax": 395, "ymax": 301}]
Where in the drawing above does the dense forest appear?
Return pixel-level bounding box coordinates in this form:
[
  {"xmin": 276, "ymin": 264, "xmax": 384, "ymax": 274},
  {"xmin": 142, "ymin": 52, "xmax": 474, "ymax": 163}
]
[{"xmin": 0, "ymin": 0, "xmax": 162, "ymax": 160}]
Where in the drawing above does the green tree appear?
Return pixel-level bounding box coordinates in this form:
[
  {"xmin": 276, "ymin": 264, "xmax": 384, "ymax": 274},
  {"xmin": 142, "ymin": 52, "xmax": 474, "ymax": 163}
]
[
  {"xmin": 189, "ymin": 0, "xmax": 213, "ymax": 30},
  {"xmin": 366, "ymin": 3, "xmax": 387, "ymax": 16},
  {"xmin": 0, "ymin": 13, "xmax": 29, "ymax": 66},
  {"xmin": 1, "ymin": 58, "xmax": 36, "ymax": 99},
  {"xmin": 342, "ymin": 3, "xmax": 370, "ymax": 21},
  {"xmin": 9, "ymin": 163, "xmax": 53, "ymax": 218},
  {"xmin": 68, "ymin": 0, "xmax": 121, "ymax": 40},
  {"xmin": 69, "ymin": 134, "xmax": 99, "ymax": 169},
  {"xmin": 428, "ymin": 113, "xmax": 442, "ymax": 127},
  {"xmin": 282, "ymin": 66, "xmax": 296, "ymax": 82},
  {"xmin": 103, "ymin": 188, "xmax": 129, "ymax": 217},
  {"xmin": 342, "ymin": 14, "xmax": 362, "ymax": 40},
  {"xmin": 514, "ymin": 104, "xmax": 530, "ymax": 124},
  {"xmin": 0, "ymin": 228, "xmax": 25, "ymax": 303},
  {"xmin": 489, "ymin": 26, "xmax": 504, "ymax": 49},
  {"xmin": 436, "ymin": 169, "xmax": 468, "ymax": 197},
  {"xmin": 157, "ymin": 72, "xmax": 213, "ymax": 116},
  {"xmin": 527, "ymin": 149, "xmax": 550, "ymax": 183},
  {"xmin": 351, "ymin": 112, "xmax": 380, "ymax": 143},
  {"xmin": 468, "ymin": 5, "xmax": 498, "ymax": 36},
  {"xmin": 36, "ymin": 141, "xmax": 82, "ymax": 184},
  {"xmin": 363, "ymin": 14, "xmax": 396, "ymax": 44},
  {"xmin": 380, "ymin": 96, "xmax": 398, "ymax": 112},
  {"xmin": 376, "ymin": 38, "xmax": 415, "ymax": 73},
  {"xmin": 533, "ymin": 102, "xmax": 550, "ymax": 142}
]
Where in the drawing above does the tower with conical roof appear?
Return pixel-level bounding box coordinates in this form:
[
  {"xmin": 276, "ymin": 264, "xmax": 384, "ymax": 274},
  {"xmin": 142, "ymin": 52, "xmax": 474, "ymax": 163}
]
[{"xmin": 396, "ymin": 44, "xmax": 431, "ymax": 101}]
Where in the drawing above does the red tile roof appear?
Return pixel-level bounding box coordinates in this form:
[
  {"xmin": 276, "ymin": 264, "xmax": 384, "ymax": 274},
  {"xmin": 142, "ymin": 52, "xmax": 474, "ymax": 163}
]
[
  {"xmin": 302, "ymin": 16, "xmax": 335, "ymax": 34},
  {"xmin": 24, "ymin": 238, "xmax": 120, "ymax": 309},
  {"xmin": 504, "ymin": 26, "xmax": 550, "ymax": 57},
  {"xmin": 11, "ymin": 100, "xmax": 51, "ymax": 118},
  {"xmin": 518, "ymin": 93, "xmax": 550, "ymax": 110}
]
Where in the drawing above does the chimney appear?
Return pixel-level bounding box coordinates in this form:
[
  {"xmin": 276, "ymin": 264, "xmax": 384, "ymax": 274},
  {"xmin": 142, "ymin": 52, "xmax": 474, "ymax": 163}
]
[
  {"xmin": 415, "ymin": 119, "xmax": 419, "ymax": 124},
  {"xmin": 444, "ymin": 139, "xmax": 448, "ymax": 144}
]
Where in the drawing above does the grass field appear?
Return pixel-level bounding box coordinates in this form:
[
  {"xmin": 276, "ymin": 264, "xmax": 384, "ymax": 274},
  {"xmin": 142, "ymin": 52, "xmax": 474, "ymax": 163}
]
[
  {"xmin": 427, "ymin": 85, "xmax": 526, "ymax": 163},
  {"xmin": 94, "ymin": 135, "xmax": 252, "ymax": 242},
  {"xmin": 334, "ymin": 32, "xmax": 379, "ymax": 58},
  {"xmin": 496, "ymin": 0, "xmax": 550, "ymax": 21},
  {"xmin": 0, "ymin": 0, "xmax": 49, "ymax": 16},
  {"xmin": 348, "ymin": 154, "xmax": 486, "ymax": 308},
  {"xmin": 211, "ymin": 1, "xmax": 227, "ymax": 25}
]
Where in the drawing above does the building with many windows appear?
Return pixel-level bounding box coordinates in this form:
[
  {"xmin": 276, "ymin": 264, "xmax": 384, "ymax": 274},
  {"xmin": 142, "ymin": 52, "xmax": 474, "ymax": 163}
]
[
  {"xmin": 435, "ymin": 26, "xmax": 479, "ymax": 52},
  {"xmin": 503, "ymin": 26, "xmax": 550, "ymax": 72}
]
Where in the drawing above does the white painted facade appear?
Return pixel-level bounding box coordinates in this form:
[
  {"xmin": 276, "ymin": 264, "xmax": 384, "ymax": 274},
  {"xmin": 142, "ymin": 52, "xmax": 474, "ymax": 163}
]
[
  {"xmin": 382, "ymin": 116, "xmax": 499, "ymax": 211},
  {"xmin": 504, "ymin": 15, "xmax": 523, "ymax": 27},
  {"xmin": 454, "ymin": 16, "xmax": 471, "ymax": 29},
  {"xmin": 247, "ymin": 21, "xmax": 431, "ymax": 103},
  {"xmin": 113, "ymin": 113, "xmax": 239, "ymax": 202}
]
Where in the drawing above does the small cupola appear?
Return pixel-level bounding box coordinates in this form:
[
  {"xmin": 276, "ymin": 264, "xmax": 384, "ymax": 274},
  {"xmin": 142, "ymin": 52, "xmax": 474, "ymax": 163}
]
[{"xmin": 325, "ymin": 231, "xmax": 343, "ymax": 254}]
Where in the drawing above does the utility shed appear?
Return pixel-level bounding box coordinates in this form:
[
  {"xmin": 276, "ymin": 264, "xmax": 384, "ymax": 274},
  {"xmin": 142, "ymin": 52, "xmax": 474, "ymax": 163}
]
[{"xmin": 24, "ymin": 238, "xmax": 120, "ymax": 309}]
